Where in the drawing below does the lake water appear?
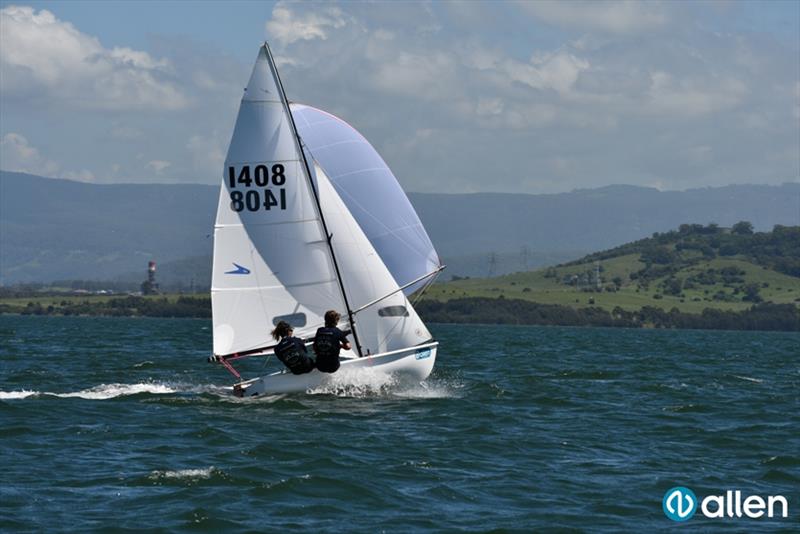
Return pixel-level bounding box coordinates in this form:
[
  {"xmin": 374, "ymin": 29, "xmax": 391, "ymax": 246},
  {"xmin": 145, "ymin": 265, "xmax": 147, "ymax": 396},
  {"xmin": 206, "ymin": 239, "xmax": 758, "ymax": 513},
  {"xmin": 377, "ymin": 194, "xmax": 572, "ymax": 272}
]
[{"xmin": 1, "ymin": 316, "xmax": 798, "ymax": 531}]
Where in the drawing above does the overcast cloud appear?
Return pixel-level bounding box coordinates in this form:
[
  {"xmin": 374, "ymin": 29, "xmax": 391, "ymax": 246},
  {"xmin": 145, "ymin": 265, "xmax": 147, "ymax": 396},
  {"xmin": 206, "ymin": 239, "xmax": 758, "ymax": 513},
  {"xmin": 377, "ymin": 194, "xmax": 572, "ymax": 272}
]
[{"xmin": 0, "ymin": 1, "xmax": 797, "ymax": 193}]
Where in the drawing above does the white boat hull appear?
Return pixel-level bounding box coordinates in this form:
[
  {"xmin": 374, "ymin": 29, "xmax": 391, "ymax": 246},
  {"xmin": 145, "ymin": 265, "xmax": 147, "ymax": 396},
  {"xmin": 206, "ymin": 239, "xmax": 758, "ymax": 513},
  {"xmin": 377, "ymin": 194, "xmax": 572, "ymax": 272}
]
[{"xmin": 234, "ymin": 342, "xmax": 437, "ymax": 397}]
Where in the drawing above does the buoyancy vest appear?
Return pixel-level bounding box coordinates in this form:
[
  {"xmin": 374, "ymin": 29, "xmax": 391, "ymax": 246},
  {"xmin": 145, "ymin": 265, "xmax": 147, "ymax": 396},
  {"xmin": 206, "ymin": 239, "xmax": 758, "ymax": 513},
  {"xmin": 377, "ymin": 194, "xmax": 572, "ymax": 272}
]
[
  {"xmin": 313, "ymin": 328, "xmax": 341, "ymax": 373},
  {"xmin": 275, "ymin": 337, "xmax": 314, "ymax": 375}
]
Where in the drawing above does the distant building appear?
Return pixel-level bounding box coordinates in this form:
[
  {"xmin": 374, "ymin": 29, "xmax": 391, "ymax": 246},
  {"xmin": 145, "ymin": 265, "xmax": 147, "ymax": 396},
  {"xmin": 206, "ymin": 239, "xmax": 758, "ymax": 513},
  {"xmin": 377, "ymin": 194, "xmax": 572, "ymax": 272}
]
[{"xmin": 141, "ymin": 261, "xmax": 160, "ymax": 295}]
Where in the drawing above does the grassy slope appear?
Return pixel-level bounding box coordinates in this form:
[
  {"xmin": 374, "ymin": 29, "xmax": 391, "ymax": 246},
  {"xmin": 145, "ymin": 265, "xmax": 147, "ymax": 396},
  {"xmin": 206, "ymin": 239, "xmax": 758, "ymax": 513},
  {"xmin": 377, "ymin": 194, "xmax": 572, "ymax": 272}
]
[
  {"xmin": 425, "ymin": 253, "xmax": 800, "ymax": 314},
  {"xmin": 6, "ymin": 228, "xmax": 799, "ymax": 317}
]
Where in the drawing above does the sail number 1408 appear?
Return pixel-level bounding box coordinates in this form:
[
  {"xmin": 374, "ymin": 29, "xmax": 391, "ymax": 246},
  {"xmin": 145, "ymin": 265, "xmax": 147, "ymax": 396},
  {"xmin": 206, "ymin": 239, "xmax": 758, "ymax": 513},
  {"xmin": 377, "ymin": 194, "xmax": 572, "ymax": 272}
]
[{"xmin": 228, "ymin": 164, "xmax": 287, "ymax": 212}]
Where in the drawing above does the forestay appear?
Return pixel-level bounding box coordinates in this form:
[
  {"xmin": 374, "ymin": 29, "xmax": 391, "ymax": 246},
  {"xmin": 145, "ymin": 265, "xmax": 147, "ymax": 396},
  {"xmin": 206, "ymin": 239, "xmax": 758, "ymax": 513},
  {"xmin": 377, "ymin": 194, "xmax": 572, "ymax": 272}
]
[
  {"xmin": 292, "ymin": 104, "xmax": 440, "ymax": 294},
  {"xmin": 211, "ymin": 47, "xmax": 345, "ymax": 356}
]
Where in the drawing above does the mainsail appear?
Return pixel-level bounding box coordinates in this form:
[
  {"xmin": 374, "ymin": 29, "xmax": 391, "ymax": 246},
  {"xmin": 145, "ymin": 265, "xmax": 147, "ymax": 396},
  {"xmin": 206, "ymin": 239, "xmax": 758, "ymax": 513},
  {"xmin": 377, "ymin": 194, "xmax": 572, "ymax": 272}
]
[
  {"xmin": 211, "ymin": 45, "xmax": 346, "ymax": 356},
  {"xmin": 212, "ymin": 43, "xmax": 439, "ymax": 360}
]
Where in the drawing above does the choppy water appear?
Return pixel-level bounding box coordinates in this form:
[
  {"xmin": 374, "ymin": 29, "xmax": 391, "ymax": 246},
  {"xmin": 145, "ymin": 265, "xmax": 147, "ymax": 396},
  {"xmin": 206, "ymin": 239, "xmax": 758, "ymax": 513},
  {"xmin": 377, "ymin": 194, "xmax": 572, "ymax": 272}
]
[{"xmin": 1, "ymin": 315, "xmax": 798, "ymax": 532}]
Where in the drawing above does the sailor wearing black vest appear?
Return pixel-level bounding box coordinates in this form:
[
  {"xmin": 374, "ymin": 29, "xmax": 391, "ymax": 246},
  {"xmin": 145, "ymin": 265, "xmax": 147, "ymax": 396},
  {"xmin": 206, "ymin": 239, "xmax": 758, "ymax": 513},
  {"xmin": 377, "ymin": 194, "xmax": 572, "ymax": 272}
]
[
  {"xmin": 313, "ymin": 310, "xmax": 352, "ymax": 373},
  {"xmin": 271, "ymin": 321, "xmax": 315, "ymax": 375}
]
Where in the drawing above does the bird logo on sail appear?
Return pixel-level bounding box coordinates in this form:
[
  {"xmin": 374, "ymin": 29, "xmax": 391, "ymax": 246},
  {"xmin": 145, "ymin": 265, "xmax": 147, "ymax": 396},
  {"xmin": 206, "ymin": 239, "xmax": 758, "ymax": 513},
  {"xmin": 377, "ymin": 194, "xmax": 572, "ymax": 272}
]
[{"xmin": 225, "ymin": 263, "xmax": 251, "ymax": 275}]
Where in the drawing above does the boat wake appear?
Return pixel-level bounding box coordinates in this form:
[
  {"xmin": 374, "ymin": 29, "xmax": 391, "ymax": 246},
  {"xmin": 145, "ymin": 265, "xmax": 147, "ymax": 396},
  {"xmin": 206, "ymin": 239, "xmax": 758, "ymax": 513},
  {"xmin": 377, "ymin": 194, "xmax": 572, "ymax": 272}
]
[
  {"xmin": 0, "ymin": 373, "xmax": 461, "ymax": 402},
  {"xmin": 0, "ymin": 390, "xmax": 38, "ymax": 400},
  {"xmin": 307, "ymin": 369, "xmax": 461, "ymax": 399},
  {"xmin": 0, "ymin": 382, "xmax": 229, "ymax": 401},
  {"xmin": 148, "ymin": 467, "xmax": 218, "ymax": 480}
]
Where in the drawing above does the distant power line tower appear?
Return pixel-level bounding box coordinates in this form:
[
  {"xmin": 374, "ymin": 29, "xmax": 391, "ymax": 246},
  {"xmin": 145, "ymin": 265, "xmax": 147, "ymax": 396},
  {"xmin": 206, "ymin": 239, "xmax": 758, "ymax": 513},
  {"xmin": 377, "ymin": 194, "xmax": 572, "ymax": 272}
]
[
  {"xmin": 520, "ymin": 246, "xmax": 530, "ymax": 271},
  {"xmin": 487, "ymin": 252, "xmax": 498, "ymax": 277}
]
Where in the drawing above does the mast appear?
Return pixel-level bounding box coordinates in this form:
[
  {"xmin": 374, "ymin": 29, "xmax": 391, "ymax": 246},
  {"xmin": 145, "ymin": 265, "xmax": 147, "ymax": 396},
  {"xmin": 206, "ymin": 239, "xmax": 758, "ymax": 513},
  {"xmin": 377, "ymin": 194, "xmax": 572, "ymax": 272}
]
[{"xmin": 262, "ymin": 42, "xmax": 365, "ymax": 358}]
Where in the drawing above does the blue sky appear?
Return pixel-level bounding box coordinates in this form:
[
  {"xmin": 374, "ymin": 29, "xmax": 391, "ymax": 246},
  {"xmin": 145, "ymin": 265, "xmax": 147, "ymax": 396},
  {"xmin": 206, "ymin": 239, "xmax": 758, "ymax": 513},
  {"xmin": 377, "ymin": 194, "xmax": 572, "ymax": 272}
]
[{"xmin": 1, "ymin": 1, "xmax": 798, "ymax": 193}]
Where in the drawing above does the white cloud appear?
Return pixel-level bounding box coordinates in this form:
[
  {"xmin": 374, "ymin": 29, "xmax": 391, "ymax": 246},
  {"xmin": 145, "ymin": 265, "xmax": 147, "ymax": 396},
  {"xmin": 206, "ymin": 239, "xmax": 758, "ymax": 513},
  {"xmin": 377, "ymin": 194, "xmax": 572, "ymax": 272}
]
[
  {"xmin": 518, "ymin": 0, "xmax": 669, "ymax": 34},
  {"xmin": 146, "ymin": 160, "xmax": 171, "ymax": 174},
  {"xmin": 0, "ymin": 132, "xmax": 59, "ymax": 176},
  {"xmin": 502, "ymin": 50, "xmax": 590, "ymax": 94},
  {"xmin": 2, "ymin": 2, "xmax": 796, "ymax": 193},
  {"xmin": 266, "ymin": 3, "xmax": 348, "ymax": 46},
  {"xmin": 0, "ymin": 5, "xmax": 188, "ymax": 110},
  {"xmin": 108, "ymin": 47, "xmax": 170, "ymax": 70},
  {"xmin": 0, "ymin": 132, "xmax": 95, "ymax": 181},
  {"xmin": 262, "ymin": 2, "xmax": 798, "ymax": 193}
]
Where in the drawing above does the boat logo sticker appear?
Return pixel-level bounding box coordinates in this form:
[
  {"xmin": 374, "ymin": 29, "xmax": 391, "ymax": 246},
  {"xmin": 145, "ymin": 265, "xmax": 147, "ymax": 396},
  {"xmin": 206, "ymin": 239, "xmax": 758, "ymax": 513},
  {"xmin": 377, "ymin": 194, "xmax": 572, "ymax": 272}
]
[
  {"xmin": 225, "ymin": 263, "xmax": 251, "ymax": 275},
  {"xmin": 415, "ymin": 348, "xmax": 431, "ymax": 360}
]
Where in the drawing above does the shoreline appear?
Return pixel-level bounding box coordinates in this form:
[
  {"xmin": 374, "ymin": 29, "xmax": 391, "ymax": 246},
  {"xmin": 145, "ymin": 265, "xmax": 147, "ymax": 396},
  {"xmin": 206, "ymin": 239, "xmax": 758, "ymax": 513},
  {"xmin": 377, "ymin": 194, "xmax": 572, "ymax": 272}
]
[{"xmin": 2, "ymin": 295, "xmax": 797, "ymax": 332}]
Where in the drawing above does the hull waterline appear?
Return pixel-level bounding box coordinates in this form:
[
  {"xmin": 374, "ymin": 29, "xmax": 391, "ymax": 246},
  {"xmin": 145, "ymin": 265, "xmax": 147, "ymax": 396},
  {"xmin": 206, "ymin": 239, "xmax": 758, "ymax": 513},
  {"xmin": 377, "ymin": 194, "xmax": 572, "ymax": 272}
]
[{"xmin": 234, "ymin": 342, "xmax": 437, "ymax": 397}]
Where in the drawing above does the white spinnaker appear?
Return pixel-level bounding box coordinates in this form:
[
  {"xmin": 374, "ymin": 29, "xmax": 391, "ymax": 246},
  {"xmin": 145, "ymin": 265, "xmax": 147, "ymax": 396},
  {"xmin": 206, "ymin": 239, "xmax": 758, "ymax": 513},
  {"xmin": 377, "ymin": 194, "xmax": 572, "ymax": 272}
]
[
  {"xmin": 292, "ymin": 104, "xmax": 440, "ymax": 295},
  {"xmin": 212, "ymin": 46, "xmax": 345, "ymax": 356},
  {"xmin": 313, "ymin": 162, "xmax": 432, "ymax": 354}
]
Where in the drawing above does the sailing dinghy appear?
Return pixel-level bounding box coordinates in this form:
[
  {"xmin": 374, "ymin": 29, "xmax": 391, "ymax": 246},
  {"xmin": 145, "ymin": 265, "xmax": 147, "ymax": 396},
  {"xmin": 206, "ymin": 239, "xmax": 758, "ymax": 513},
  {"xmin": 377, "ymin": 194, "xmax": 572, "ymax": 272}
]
[{"xmin": 210, "ymin": 43, "xmax": 444, "ymax": 397}]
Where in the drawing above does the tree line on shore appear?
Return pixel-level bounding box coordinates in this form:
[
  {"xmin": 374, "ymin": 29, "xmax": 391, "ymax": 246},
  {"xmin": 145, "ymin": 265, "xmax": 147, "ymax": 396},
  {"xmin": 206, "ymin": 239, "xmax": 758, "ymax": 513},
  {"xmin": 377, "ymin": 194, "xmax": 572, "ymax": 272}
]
[
  {"xmin": 2, "ymin": 295, "xmax": 798, "ymax": 332},
  {"xmin": 415, "ymin": 297, "xmax": 799, "ymax": 332},
  {"xmin": 1, "ymin": 296, "xmax": 212, "ymax": 318}
]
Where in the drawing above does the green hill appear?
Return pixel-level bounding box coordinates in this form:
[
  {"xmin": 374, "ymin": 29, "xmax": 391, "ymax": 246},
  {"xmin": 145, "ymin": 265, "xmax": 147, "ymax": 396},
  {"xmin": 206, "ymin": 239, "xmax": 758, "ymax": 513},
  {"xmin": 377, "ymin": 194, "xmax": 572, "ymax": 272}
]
[
  {"xmin": 3, "ymin": 223, "xmax": 798, "ymax": 330},
  {"xmin": 424, "ymin": 223, "xmax": 800, "ymax": 315}
]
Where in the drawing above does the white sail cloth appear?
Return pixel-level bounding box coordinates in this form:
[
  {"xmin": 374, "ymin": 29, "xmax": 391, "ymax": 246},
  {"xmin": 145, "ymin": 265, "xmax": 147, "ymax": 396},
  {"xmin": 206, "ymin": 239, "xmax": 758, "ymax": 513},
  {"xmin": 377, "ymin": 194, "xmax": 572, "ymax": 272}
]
[
  {"xmin": 291, "ymin": 104, "xmax": 440, "ymax": 294},
  {"xmin": 212, "ymin": 44, "xmax": 434, "ymax": 357},
  {"xmin": 313, "ymin": 162, "xmax": 431, "ymax": 354},
  {"xmin": 212, "ymin": 47, "xmax": 345, "ymax": 355}
]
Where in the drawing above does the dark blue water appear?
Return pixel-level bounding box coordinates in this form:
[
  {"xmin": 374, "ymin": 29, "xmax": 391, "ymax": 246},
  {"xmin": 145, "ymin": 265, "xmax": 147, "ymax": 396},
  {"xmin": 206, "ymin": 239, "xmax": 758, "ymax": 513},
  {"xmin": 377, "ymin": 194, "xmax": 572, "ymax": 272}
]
[{"xmin": 1, "ymin": 316, "xmax": 798, "ymax": 532}]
